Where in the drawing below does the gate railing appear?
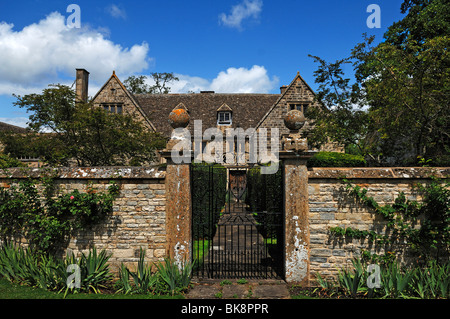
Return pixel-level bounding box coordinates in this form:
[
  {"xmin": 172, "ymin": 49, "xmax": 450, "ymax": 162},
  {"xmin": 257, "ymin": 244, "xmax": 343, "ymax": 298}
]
[{"xmin": 191, "ymin": 162, "xmax": 284, "ymax": 279}]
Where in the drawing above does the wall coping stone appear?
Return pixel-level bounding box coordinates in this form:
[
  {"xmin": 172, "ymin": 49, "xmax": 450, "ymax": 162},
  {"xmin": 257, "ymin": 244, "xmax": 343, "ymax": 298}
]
[
  {"xmin": 0, "ymin": 166, "xmax": 166, "ymax": 180},
  {"xmin": 308, "ymin": 167, "xmax": 450, "ymax": 179}
]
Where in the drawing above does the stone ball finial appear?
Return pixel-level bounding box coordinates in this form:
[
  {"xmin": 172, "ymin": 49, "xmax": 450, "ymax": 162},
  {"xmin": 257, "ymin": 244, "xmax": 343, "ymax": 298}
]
[
  {"xmin": 284, "ymin": 109, "xmax": 306, "ymax": 131},
  {"xmin": 168, "ymin": 108, "xmax": 190, "ymax": 129}
]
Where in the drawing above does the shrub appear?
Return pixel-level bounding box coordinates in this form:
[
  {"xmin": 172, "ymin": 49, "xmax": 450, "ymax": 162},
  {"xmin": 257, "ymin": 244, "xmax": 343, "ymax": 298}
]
[
  {"xmin": 0, "ymin": 153, "xmax": 24, "ymax": 169},
  {"xmin": 117, "ymin": 248, "xmax": 157, "ymax": 295},
  {"xmin": 307, "ymin": 151, "xmax": 366, "ymax": 167},
  {"xmin": 0, "ymin": 177, "xmax": 119, "ymax": 254},
  {"xmin": 155, "ymin": 258, "xmax": 194, "ymax": 295},
  {"xmin": 117, "ymin": 249, "xmax": 194, "ymax": 296}
]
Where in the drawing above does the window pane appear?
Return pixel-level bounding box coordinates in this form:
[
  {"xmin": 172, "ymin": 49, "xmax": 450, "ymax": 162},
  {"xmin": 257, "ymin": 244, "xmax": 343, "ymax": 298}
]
[
  {"xmin": 303, "ymin": 104, "xmax": 308, "ymax": 114},
  {"xmin": 218, "ymin": 111, "xmax": 231, "ymax": 124}
]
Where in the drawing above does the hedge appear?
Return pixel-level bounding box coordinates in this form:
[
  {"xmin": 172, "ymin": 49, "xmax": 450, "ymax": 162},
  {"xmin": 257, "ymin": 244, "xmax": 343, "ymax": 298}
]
[
  {"xmin": 307, "ymin": 151, "xmax": 366, "ymax": 167},
  {"xmin": 191, "ymin": 163, "xmax": 227, "ymax": 240},
  {"xmin": 246, "ymin": 165, "xmax": 283, "ymax": 239}
]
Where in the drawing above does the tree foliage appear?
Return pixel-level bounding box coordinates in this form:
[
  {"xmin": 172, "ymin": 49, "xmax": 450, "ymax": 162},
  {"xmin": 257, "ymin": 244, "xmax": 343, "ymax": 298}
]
[
  {"xmin": 123, "ymin": 72, "xmax": 179, "ymax": 94},
  {"xmin": 2, "ymin": 84, "xmax": 166, "ymax": 166},
  {"xmin": 307, "ymin": 0, "xmax": 450, "ymax": 166}
]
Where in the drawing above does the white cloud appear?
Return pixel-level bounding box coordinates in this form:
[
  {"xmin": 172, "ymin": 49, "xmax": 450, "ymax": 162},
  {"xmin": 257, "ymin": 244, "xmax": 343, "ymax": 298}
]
[
  {"xmin": 2, "ymin": 65, "xmax": 278, "ymax": 127},
  {"xmin": 219, "ymin": 0, "xmax": 263, "ymax": 30},
  {"xmin": 169, "ymin": 65, "xmax": 278, "ymax": 93},
  {"xmin": 0, "ymin": 12, "xmax": 150, "ymax": 96},
  {"xmin": 107, "ymin": 4, "xmax": 127, "ymax": 19}
]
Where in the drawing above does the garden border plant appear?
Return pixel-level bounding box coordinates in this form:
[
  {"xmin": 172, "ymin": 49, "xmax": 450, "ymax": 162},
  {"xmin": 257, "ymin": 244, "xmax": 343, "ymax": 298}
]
[
  {"xmin": 0, "ymin": 244, "xmax": 193, "ymax": 298},
  {"xmin": 0, "ymin": 172, "xmax": 119, "ymax": 255},
  {"xmin": 310, "ymin": 257, "xmax": 449, "ymax": 299},
  {"xmin": 305, "ymin": 175, "xmax": 450, "ymax": 299}
]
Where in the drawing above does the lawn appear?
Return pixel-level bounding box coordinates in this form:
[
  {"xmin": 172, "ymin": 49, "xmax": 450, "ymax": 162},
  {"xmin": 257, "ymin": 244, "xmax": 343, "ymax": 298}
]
[{"xmin": 0, "ymin": 278, "xmax": 184, "ymax": 299}]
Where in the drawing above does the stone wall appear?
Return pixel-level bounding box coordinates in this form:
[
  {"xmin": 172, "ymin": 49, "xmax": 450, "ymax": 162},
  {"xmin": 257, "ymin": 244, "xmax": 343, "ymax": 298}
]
[
  {"xmin": 0, "ymin": 166, "xmax": 166, "ymax": 271},
  {"xmin": 1, "ymin": 165, "xmax": 448, "ymax": 282},
  {"xmin": 307, "ymin": 167, "xmax": 450, "ymax": 281}
]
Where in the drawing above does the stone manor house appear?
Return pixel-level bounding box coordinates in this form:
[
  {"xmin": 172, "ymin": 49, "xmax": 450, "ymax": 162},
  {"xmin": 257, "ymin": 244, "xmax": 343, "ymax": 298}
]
[
  {"xmin": 77, "ymin": 68, "xmax": 340, "ymax": 162},
  {"xmin": 1, "ymin": 68, "xmax": 341, "ymax": 165},
  {"xmin": 0, "ymin": 69, "xmax": 448, "ymax": 285}
]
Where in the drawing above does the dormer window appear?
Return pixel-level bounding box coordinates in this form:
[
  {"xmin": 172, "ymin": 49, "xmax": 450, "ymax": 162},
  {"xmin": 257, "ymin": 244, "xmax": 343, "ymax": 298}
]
[{"xmin": 218, "ymin": 111, "xmax": 232, "ymax": 125}]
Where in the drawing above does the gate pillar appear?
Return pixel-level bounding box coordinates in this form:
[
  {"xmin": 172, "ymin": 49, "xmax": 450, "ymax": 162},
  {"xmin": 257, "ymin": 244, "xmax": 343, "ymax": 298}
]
[
  {"xmin": 160, "ymin": 107, "xmax": 192, "ymax": 266},
  {"xmin": 280, "ymin": 110, "xmax": 315, "ymax": 285},
  {"xmin": 280, "ymin": 153, "xmax": 314, "ymax": 285}
]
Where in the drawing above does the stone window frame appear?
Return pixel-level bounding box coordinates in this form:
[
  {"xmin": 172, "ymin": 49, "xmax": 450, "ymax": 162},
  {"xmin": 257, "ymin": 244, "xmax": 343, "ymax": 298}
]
[
  {"xmin": 288, "ymin": 103, "xmax": 310, "ymax": 114},
  {"xmin": 217, "ymin": 111, "xmax": 232, "ymax": 125},
  {"xmin": 102, "ymin": 103, "xmax": 124, "ymax": 114}
]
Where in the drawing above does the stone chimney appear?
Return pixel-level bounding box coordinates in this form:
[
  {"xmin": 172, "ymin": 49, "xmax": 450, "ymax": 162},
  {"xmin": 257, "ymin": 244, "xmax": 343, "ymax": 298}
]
[
  {"xmin": 75, "ymin": 69, "xmax": 89, "ymax": 103},
  {"xmin": 280, "ymin": 85, "xmax": 288, "ymax": 94}
]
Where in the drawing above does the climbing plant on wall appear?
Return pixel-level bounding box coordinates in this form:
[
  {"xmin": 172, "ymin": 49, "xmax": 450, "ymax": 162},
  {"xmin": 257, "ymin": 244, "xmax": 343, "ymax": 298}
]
[
  {"xmin": 0, "ymin": 175, "xmax": 119, "ymax": 255},
  {"xmin": 330, "ymin": 177, "xmax": 450, "ymax": 263}
]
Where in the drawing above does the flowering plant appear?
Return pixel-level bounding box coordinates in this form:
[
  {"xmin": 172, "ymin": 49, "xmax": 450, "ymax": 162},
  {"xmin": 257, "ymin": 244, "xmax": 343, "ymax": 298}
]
[{"xmin": 0, "ymin": 178, "xmax": 119, "ymax": 254}]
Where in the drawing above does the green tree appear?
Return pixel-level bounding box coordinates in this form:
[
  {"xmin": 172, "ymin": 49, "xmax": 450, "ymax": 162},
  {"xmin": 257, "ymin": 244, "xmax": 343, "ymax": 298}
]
[
  {"xmin": 353, "ymin": 34, "xmax": 449, "ymax": 164},
  {"xmin": 123, "ymin": 75, "xmax": 153, "ymax": 94},
  {"xmin": 353, "ymin": 0, "xmax": 450, "ymax": 164},
  {"xmin": 4, "ymin": 84, "xmax": 166, "ymax": 166},
  {"xmin": 124, "ymin": 72, "xmax": 179, "ymax": 94},
  {"xmin": 0, "ymin": 153, "xmax": 24, "ymax": 169},
  {"xmin": 305, "ymin": 55, "xmax": 372, "ymax": 159},
  {"xmin": 307, "ymin": 0, "xmax": 450, "ymax": 165}
]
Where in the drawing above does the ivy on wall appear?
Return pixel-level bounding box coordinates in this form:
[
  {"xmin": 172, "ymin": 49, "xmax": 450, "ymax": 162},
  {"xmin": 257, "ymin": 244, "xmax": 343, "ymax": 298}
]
[
  {"xmin": 0, "ymin": 175, "xmax": 119, "ymax": 255},
  {"xmin": 330, "ymin": 177, "xmax": 450, "ymax": 263}
]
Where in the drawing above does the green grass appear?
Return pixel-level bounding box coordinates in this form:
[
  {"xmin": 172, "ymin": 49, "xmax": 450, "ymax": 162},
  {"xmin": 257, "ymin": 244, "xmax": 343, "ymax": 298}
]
[
  {"xmin": 0, "ymin": 278, "xmax": 184, "ymax": 299},
  {"xmin": 0, "ymin": 277, "xmax": 61, "ymax": 299},
  {"xmin": 193, "ymin": 239, "xmax": 210, "ymax": 263}
]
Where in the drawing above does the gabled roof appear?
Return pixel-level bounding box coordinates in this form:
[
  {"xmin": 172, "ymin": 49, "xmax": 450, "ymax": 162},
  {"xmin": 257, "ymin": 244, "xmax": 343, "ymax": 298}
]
[
  {"xmin": 0, "ymin": 121, "xmax": 28, "ymax": 134},
  {"xmin": 217, "ymin": 103, "xmax": 232, "ymax": 112},
  {"xmin": 255, "ymin": 71, "xmax": 316, "ymax": 130},
  {"xmin": 92, "ymin": 71, "xmax": 157, "ymax": 131},
  {"xmin": 134, "ymin": 93, "xmax": 280, "ymax": 137}
]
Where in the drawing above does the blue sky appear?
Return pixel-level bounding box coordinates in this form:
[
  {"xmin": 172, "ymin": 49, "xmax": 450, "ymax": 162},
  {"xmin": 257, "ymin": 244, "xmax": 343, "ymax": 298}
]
[{"xmin": 0, "ymin": 0, "xmax": 405, "ymax": 127}]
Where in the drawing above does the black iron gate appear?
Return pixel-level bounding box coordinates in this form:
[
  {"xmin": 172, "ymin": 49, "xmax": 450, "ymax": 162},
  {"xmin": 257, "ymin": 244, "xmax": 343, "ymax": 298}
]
[{"xmin": 191, "ymin": 163, "xmax": 284, "ymax": 279}]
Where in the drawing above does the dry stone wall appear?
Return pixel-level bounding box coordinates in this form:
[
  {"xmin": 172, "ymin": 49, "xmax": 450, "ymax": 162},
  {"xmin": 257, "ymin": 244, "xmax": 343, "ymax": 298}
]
[
  {"xmin": 1, "ymin": 165, "xmax": 448, "ymax": 283},
  {"xmin": 307, "ymin": 167, "xmax": 450, "ymax": 281},
  {"xmin": 0, "ymin": 166, "xmax": 166, "ymax": 271}
]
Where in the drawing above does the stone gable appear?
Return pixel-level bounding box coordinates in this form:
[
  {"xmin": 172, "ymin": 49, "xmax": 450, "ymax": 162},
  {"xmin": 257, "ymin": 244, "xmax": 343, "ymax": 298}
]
[
  {"xmin": 91, "ymin": 73, "xmax": 156, "ymax": 132},
  {"xmin": 256, "ymin": 72, "xmax": 319, "ymax": 136}
]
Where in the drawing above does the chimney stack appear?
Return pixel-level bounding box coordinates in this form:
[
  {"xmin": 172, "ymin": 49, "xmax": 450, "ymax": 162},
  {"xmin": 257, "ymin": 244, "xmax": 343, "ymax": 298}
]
[
  {"xmin": 75, "ymin": 69, "xmax": 89, "ymax": 103},
  {"xmin": 280, "ymin": 85, "xmax": 288, "ymax": 94}
]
